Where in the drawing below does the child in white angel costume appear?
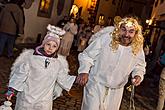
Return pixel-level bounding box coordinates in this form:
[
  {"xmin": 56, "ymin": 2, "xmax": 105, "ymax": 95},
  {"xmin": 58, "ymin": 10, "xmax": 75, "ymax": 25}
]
[{"xmin": 5, "ymin": 24, "xmax": 76, "ymax": 110}]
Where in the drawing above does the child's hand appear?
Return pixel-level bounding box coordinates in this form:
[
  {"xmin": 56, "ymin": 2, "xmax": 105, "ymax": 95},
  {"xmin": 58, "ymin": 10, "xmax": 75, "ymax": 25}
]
[{"xmin": 5, "ymin": 87, "xmax": 16, "ymax": 100}]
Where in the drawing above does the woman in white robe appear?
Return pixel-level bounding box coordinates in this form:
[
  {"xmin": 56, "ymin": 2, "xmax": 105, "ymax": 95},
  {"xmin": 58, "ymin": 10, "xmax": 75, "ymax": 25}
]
[{"xmin": 58, "ymin": 18, "xmax": 78, "ymax": 56}]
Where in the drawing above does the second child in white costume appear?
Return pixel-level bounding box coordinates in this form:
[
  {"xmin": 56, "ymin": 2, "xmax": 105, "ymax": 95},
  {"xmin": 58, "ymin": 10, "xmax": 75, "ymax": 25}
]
[{"xmin": 5, "ymin": 24, "xmax": 76, "ymax": 110}]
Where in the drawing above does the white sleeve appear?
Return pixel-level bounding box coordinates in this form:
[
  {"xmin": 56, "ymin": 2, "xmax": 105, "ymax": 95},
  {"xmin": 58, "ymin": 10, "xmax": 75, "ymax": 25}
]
[
  {"xmin": 56, "ymin": 55, "xmax": 76, "ymax": 91},
  {"xmin": 78, "ymin": 36, "xmax": 102, "ymax": 74},
  {"xmin": 8, "ymin": 49, "xmax": 32, "ymax": 91},
  {"xmin": 88, "ymin": 26, "xmax": 114, "ymax": 44},
  {"xmin": 132, "ymin": 49, "xmax": 146, "ymax": 82},
  {"xmin": 8, "ymin": 58, "xmax": 30, "ymax": 91},
  {"xmin": 57, "ymin": 70, "xmax": 76, "ymax": 91}
]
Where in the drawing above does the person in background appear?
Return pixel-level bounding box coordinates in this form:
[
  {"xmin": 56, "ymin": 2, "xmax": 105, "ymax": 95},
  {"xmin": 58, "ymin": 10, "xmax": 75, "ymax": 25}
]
[
  {"xmin": 58, "ymin": 18, "xmax": 78, "ymax": 56},
  {"xmin": 56, "ymin": 16, "xmax": 68, "ymax": 28},
  {"xmin": 156, "ymin": 52, "xmax": 165, "ymax": 110},
  {"xmin": 5, "ymin": 24, "xmax": 76, "ymax": 110},
  {"xmin": 76, "ymin": 17, "xmax": 146, "ymax": 110},
  {"xmin": 77, "ymin": 26, "xmax": 92, "ymax": 52},
  {"xmin": 0, "ymin": 0, "xmax": 24, "ymax": 58}
]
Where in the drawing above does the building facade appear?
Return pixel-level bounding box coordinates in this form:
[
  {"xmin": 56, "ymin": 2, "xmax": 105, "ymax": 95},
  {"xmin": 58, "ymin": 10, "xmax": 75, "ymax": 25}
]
[
  {"xmin": 2, "ymin": 0, "xmax": 154, "ymax": 44},
  {"xmin": 73, "ymin": 0, "xmax": 154, "ymax": 26},
  {"xmin": 16, "ymin": 0, "xmax": 73, "ymax": 44}
]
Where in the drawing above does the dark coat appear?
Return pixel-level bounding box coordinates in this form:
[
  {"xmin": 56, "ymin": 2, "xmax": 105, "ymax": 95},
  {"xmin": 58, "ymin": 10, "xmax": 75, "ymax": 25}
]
[{"xmin": 0, "ymin": 3, "xmax": 24, "ymax": 36}]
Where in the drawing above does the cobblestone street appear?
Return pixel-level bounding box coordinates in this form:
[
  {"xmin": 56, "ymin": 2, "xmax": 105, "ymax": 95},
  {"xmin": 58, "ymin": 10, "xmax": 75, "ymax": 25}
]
[{"xmin": 0, "ymin": 45, "xmax": 159, "ymax": 110}]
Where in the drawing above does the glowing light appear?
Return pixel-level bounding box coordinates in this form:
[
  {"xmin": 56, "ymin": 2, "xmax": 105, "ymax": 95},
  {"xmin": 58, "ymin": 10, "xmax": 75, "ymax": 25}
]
[
  {"xmin": 40, "ymin": 0, "xmax": 51, "ymax": 11},
  {"xmin": 146, "ymin": 20, "xmax": 149, "ymax": 24},
  {"xmin": 70, "ymin": 5, "xmax": 79, "ymax": 18},
  {"xmin": 146, "ymin": 19, "xmax": 153, "ymax": 25}
]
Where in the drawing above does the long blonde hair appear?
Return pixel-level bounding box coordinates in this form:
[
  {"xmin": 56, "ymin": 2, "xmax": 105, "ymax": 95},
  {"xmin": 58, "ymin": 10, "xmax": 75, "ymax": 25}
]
[{"xmin": 110, "ymin": 17, "xmax": 144, "ymax": 55}]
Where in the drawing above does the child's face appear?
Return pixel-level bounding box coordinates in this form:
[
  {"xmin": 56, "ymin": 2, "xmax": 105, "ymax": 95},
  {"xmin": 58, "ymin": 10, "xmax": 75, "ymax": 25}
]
[{"xmin": 43, "ymin": 41, "xmax": 58, "ymax": 55}]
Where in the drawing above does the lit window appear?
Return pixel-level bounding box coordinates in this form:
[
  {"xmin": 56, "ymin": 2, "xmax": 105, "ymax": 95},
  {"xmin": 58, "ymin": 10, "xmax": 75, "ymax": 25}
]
[
  {"xmin": 70, "ymin": 5, "xmax": 79, "ymax": 18},
  {"xmin": 40, "ymin": 0, "xmax": 51, "ymax": 12},
  {"xmin": 99, "ymin": 14, "xmax": 105, "ymax": 25},
  {"xmin": 37, "ymin": 0, "xmax": 54, "ymax": 18}
]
